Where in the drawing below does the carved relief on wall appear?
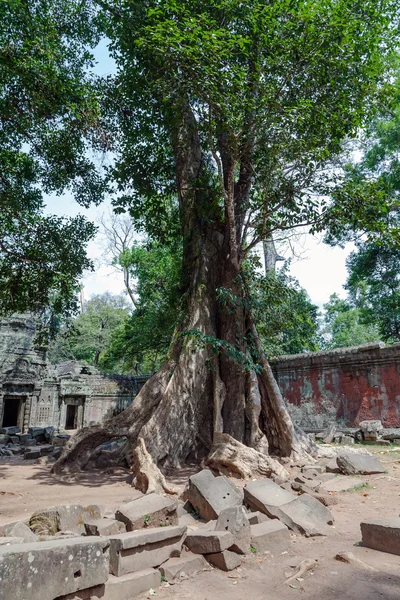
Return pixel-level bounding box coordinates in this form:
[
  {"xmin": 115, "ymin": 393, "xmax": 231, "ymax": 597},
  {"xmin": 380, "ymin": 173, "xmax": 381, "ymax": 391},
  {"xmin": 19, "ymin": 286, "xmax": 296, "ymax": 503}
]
[{"xmin": 3, "ymin": 358, "xmax": 38, "ymax": 382}]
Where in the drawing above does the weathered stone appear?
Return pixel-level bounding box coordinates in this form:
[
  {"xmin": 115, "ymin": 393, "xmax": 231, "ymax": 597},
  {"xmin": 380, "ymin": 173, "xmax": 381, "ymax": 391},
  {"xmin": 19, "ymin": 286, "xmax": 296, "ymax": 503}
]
[
  {"xmin": 159, "ymin": 553, "xmax": 209, "ymax": 580},
  {"xmin": 360, "ymin": 518, "xmax": 400, "ymax": 556},
  {"xmin": 336, "ymin": 453, "xmax": 385, "ymax": 475},
  {"xmin": 0, "ymin": 536, "xmax": 109, "ymax": 600},
  {"xmin": 16, "ymin": 433, "xmax": 34, "ymax": 446},
  {"xmin": 0, "ymin": 536, "xmax": 25, "ymax": 545},
  {"xmin": 215, "ymin": 506, "xmax": 250, "ymax": 555},
  {"xmin": 109, "ymin": 525, "xmax": 186, "ymax": 576},
  {"xmin": 250, "ymin": 520, "xmax": 290, "ymax": 553},
  {"xmin": 205, "ymin": 549, "xmax": 241, "ymax": 571},
  {"xmin": 0, "ymin": 521, "xmax": 38, "ymax": 542},
  {"xmin": 0, "ymin": 426, "xmax": 20, "ymax": 435},
  {"xmin": 301, "ymin": 468, "xmax": 322, "ymax": 480},
  {"xmin": 187, "ymin": 470, "xmax": 243, "ymax": 521},
  {"xmin": 0, "ymin": 434, "xmax": 9, "ymax": 445},
  {"xmin": 247, "ymin": 511, "xmax": 269, "ymax": 525},
  {"xmin": 84, "ymin": 518, "xmax": 126, "ymax": 537},
  {"xmin": 53, "ymin": 434, "xmax": 71, "ymax": 447},
  {"xmin": 178, "ymin": 513, "xmax": 199, "ymax": 527},
  {"xmin": 184, "ymin": 530, "xmax": 234, "ymax": 554},
  {"xmin": 30, "ymin": 505, "xmax": 101, "ymax": 535},
  {"xmin": 103, "ymin": 569, "xmax": 161, "ymax": 600},
  {"xmin": 24, "ymin": 448, "xmax": 41, "ymax": 460},
  {"xmin": 301, "ymin": 464, "xmax": 324, "ymax": 474},
  {"xmin": 359, "ymin": 420, "xmax": 383, "ymax": 441},
  {"xmin": 115, "ymin": 493, "xmax": 178, "ymax": 531},
  {"xmin": 52, "ymin": 585, "xmax": 105, "ymax": 600},
  {"xmin": 319, "ymin": 476, "xmax": 367, "ymax": 493},
  {"xmin": 9, "ymin": 435, "xmax": 19, "ymax": 444},
  {"xmin": 277, "ymin": 494, "xmax": 334, "ymax": 537},
  {"xmin": 326, "ymin": 457, "xmax": 341, "ymax": 473},
  {"xmin": 243, "ymin": 479, "xmax": 296, "ymax": 518},
  {"xmin": 341, "ymin": 435, "xmax": 355, "ymax": 445},
  {"xmin": 322, "ymin": 423, "xmax": 336, "ymax": 444},
  {"xmin": 40, "ymin": 444, "xmax": 55, "ymax": 455}
]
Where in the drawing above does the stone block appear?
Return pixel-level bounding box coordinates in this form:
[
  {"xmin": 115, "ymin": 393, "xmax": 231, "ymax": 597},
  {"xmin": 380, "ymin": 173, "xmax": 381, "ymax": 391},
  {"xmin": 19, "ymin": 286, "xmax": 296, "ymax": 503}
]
[
  {"xmin": 24, "ymin": 448, "xmax": 41, "ymax": 460},
  {"xmin": 10, "ymin": 445, "xmax": 23, "ymax": 455},
  {"xmin": 53, "ymin": 434, "xmax": 71, "ymax": 447},
  {"xmin": 361, "ymin": 518, "xmax": 400, "ymax": 556},
  {"xmin": 341, "ymin": 435, "xmax": 355, "ymax": 445},
  {"xmin": 103, "ymin": 569, "xmax": 161, "ymax": 600},
  {"xmin": 205, "ymin": 549, "xmax": 241, "ymax": 571},
  {"xmin": 215, "ymin": 506, "xmax": 250, "ymax": 554},
  {"xmin": 0, "ymin": 536, "xmax": 109, "ymax": 600},
  {"xmin": 0, "ymin": 520, "xmax": 38, "ymax": 542},
  {"xmin": 40, "ymin": 444, "xmax": 55, "ymax": 455},
  {"xmin": 319, "ymin": 476, "xmax": 367, "ymax": 493},
  {"xmin": 16, "ymin": 433, "xmax": 34, "ymax": 446},
  {"xmin": 9, "ymin": 435, "xmax": 19, "ymax": 444},
  {"xmin": 159, "ymin": 552, "xmax": 209, "ymax": 580},
  {"xmin": 53, "ymin": 585, "xmax": 105, "ymax": 599},
  {"xmin": 0, "ymin": 536, "xmax": 25, "ymax": 545},
  {"xmin": 326, "ymin": 457, "xmax": 340, "ymax": 473},
  {"xmin": 277, "ymin": 495, "xmax": 334, "ymax": 537},
  {"xmin": 0, "ymin": 434, "xmax": 9, "ymax": 445},
  {"xmin": 115, "ymin": 492, "xmax": 178, "ymax": 531},
  {"xmin": 0, "ymin": 426, "xmax": 21, "ymax": 435},
  {"xmin": 247, "ymin": 511, "xmax": 269, "ymax": 525},
  {"xmin": 184, "ymin": 530, "xmax": 234, "ymax": 554},
  {"xmin": 243, "ymin": 479, "xmax": 296, "ymax": 518},
  {"xmin": 187, "ymin": 469, "xmax": 243, "ymax": 521},
  {"xmin": 178, "ymin": 513, "xmax": 199, "ymax": 527},
  {"xmin": 84, "ymin": 519, "xmax": 126, "ymax": 537},
  {"xmin": 336, "ymin": 453, "xmax": 385, "ymax": 475},
  {"xmin": 359, "ymin": 420, "xmax": 383, "ymax": 441},
  {"xmin": 301, "ymin": 464, "xmax": 324, "ymax": 474},
  {"xmin": 30, "ymin": 505, "xmax": 101, "ymax": 535},
  {"xmin": 109, "ymin": 525, "xmax": 186, "ymax": 576},
  {"xmin": 250, "ymin": 520, "xmax": 290, "ymax": 553}
]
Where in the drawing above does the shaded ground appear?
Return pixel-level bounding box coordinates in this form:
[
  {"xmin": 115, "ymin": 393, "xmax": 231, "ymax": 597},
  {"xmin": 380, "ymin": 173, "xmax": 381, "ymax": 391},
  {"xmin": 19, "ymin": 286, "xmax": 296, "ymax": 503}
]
[{"xmin": 1, "ymin": 446, "xmax": 400, "ymax": 599}]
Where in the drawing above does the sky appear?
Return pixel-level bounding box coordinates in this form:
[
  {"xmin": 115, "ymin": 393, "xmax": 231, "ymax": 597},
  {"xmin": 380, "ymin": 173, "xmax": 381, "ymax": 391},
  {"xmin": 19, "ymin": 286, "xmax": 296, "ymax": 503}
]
[{"xmin": 43, "ymin": 39, "xmax": 353, "ymax": 310}]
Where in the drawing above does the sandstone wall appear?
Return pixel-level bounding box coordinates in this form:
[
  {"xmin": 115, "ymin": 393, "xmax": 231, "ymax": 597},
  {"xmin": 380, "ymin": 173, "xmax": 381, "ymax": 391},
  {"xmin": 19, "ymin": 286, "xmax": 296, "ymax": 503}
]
[{"xmin": 271, "ymin": 343, "xmax": 400, "ymax": 428}]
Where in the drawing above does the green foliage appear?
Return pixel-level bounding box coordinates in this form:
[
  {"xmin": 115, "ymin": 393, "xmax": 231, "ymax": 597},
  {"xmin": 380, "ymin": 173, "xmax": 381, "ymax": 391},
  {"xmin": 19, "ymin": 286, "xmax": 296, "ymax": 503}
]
[
  {"xmin": 0, "ymin": 0, "xmax": 107, "ymax": 320},
  {"xmin": 321, "ymin": 293, "xmax": 381, "ymax": 349},
  {"xmin": 49, "ymin": 293, "xmax": 130, "ymax": 367}
]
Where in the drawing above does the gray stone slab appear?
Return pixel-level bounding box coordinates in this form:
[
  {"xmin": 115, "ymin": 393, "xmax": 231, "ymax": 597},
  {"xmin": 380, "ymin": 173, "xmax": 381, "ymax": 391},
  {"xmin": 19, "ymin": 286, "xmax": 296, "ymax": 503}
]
[
  {"xmin": 215, "ymin": 506, "xmax": 250, "ymax": 554},
  {"xmin": 184, "ymin": 530, "xmax": 234, "ymax": 554},
  {"xmin": 319, "ymin": 476, "xmax": 367, "ymax": 493},
  {"xmin": 0, "ymin": 536, "xmax": 109, "ymax": 600},
  {"xmin": 361, "ymin": 518, "xmax": 400, "ymax": 556},
  {"xmin": 0, "ymin": 521, "xmax": 38, "ymax": 542},
  {"xmin": 243, "ymin": 479, "xmax": 296, "ymax": 518},
  {"xmin": 159, "ymin": 552, "xmax": 209, "ymax": 580},
  {"xmin": 0, "ymin": 426, "xmax": 21, "ymax": 435},
  {"xmin": 336, "ymin": 454, "xmax": 385, "ymax": 475},
  {"xmin": 24, "ymin": 448, "xmax": 41, "ymax": 460},
  {"xmin": 278, "ymin": 495, "xmax": 334, "ymax": 537},
  {"xmin": 250, "ymin": 520, "xmax": 290, "ymax": 553},
  {"xmin": 188, "ymin": 470, "xmax": 243, "ymax": 521},
  {"xmin": 205, "ymin": 549, "xmax": 241, "ymax": 571},
  {"xmin": 103, "ymin": 569, "xmax": 161, "ymax": 600},
  {"xmin": 247, "ymin": 511, "xmax": 269, "ymax": 525},
  {"xmin": 0, "ymin": 536, "xmax": 25, "ymax": 546},
  {"xmin": 115, "ymin": 492, "xmax": 178, "ymax": 531},
  {"xmin": 84, "ymin": 518, "xmax": 126, "ymax": 537},
  {"xmin": 30, "ymin": 505, "xmax": 101, "ymax": 535},
  {"xmin": 109, "ymin": 525, "xmax": 186, "ymax": 576}
]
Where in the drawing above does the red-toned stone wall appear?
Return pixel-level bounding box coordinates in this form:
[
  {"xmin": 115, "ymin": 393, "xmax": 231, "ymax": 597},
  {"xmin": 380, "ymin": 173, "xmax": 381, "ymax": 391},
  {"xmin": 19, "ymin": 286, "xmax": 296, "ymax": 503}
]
[{"xmin": 271, "ymin": 343, "xmax": 400, "ymax": 428}]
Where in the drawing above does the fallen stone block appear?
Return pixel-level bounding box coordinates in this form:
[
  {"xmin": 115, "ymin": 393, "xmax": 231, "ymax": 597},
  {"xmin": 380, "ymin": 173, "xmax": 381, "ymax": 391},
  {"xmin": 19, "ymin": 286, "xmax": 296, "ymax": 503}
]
[
  {"xmin": 250, "ymin": 520, "xmax": 290, "ymax": 553},
  {"xmin": 359, "ymin": 420, "xmax": 383, "ymax": 441},
  {"xmin": 326, "ymin": 457, "xmax": 341, "ymax": 473},
  {"xmin": 40, "ymin": 444, "xmax": 55, "ymax": 455},
  {"xmin": 205, "ymin": 549, "xmax": 241, "ymax": 571},
  {"xmin": 215, "ymin": 506, "xmax": 250, "ymax": 554},
  {"xmin": 184, "ymin": 530, "xmax": 234, "ymax": 554},
  {"xmin": 16, "ymin": 433, "xmax": 34, "ymax": 446},
  {"xmin": 24, "ymin": 448, "xmax": 41, "ymax": 460},
  {"xmin": 115, "ymin": 492, "xmax": 178, "ymax": 531},
  {"xmin": 109, "ymin": 525, "xmax": 186, "ymax": 576},
  {"xmin": 53, "ymin": 434, "xmax": 71, "ymax": 447},
  {"xmin": 159, "ymin": 552, "xmax": 209, "ymax": 580},
  {"xmin": 361, "ymin": 518, "xmax": 400, "ymax": 556},
  {"xmin": 0, "ymin": 426, "xmax": 21, "ymax": 435},
  {"xmin": 0, "ymin": 536, "xmax": 25, "ymax": 545},
  {"xmin": 0, "ymin": 434, "xmax": 9, "ymax": 445},
  {"xmin": 336, "ymin": 454, "xmax": 385, "ymax": 475},
  {"xmin": 10, "ymin": 444, "xmax": 23, "ymax": 455},
  {"xmin": 247, "ymin": 511, "xmax": 270, "ymax": 525},
  {"xmin": 103, "ymin": 569, "xmax": 161, "ymax": 600},
  {"xmin": 84, "ymin": 518, "xmax": 126, "ymax": 536},
  {"xmin": 301, "ymin": 468, "xmax": 322, "ymax": 480},
  {"xmin": 319, "ymin": 476, "xmax": 367, "ymax": 493},
  {"xmin": 30, "ymin": 505, "xmax": 101, "ymax": 535},
  {"xmin": 244, "ymin": 479, "xmax": 296, "ymax": 518},
  {"xmin": 301, "ymin": 464, "xmax": 324, "ymax": 474},
  {"xmin": 179, "ymin": 513, "xmax": 199, "ymax": 527},
  {"xmin": 0, "ymin": 520, "xmax": 38, "ymax": 542},
  {"xmin": 278, "ymin": 494, "xmax": 334, "ymax": 537},
  {"xmin": 341, "ymin": 435, "xmax": 355, "ymax": 445},
  {"xmin": 0, "ymin": 536, "xmax": 109, "ymax": 600},
  {"xmin": 188, "ymin": 469, "xmax": 243, "ymax": 521}
]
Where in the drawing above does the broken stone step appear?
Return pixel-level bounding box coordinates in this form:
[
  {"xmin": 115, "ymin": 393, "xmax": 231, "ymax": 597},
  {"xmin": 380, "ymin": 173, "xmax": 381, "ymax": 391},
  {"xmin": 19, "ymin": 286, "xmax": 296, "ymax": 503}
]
[
  {"xmin": 84, "ymin": 518, "xmax": 126, "ymax": 536},
  {"xmin": 360, "ymin": 518, "xmax": 400, "ymax": 556},
  {"xmin": 115, "ymin": 492, "xmax": 178, "ymax": 531},
  {"xmin": 250, "ymin": 520, "xmax": 290, "ymax": 553},
  {"xmin": 205, "ymin": 549, "xmax": 241, "ymax": 571},
  {"xmin": 103, "ymin": 568, "xmax": 161, "ymax": 600},
  {"xmin": 336, "ymin": 453, "xmax": 385, "ymax": 475},
  {"xmin": 215, "ymin": 506, "xmax": 251, "ymax": 554},
  {"xmin": 0, "ymin": 536, "xmax": 109, "ymax": 600},
  {"xmin": 159, "ymin": 552, "xmax": 209, "ymax": 581},
  {"xmin": 109, "ymin": 525, "xmax": 187, "ymax": 577},
  {"xmin": 184, "ymin": 530, "xmax": 234, "ymax": 554},
  {"xmin": 188, "ymin": 469, "xmax": 243, "ymax": 521},
  {"xmin": 24, "ymin": 448, "xmax": 41, "ymax": 460}
]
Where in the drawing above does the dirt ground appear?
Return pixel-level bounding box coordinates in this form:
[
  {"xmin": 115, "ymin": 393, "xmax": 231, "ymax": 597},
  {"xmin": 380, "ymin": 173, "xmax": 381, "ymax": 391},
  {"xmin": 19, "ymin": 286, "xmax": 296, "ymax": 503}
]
[{"xmin": 1, "ymin": 447, "xmax": 400, "ymax": 600}]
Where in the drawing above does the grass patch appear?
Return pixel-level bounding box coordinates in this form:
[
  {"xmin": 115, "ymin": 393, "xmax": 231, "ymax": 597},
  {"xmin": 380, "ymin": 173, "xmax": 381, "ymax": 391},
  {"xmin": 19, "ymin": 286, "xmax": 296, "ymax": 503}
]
[{"xmin": 348, "ymin": 482, "xmax": 374, "ymax": 493}]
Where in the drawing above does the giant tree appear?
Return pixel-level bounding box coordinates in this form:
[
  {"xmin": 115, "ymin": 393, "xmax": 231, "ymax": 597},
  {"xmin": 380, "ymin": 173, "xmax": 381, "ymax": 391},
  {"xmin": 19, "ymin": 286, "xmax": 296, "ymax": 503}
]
[{"xmin": 56, "ymin": 0, "xmax": 399, "ymax": 484}]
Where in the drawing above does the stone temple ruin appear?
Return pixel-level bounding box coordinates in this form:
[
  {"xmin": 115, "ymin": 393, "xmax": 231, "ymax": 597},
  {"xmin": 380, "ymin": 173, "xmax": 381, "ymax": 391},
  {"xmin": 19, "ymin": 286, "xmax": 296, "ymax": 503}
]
[{"xmin": 0, "ymin": 315, "xmax": 144, "ymax": 434}]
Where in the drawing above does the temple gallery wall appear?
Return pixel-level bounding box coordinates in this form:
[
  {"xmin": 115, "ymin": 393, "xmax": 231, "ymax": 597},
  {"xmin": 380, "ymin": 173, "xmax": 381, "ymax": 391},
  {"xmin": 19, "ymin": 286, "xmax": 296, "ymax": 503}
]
[{"xmin": 1, "ymin": 316, "xmax": 400, "ymax": 433}]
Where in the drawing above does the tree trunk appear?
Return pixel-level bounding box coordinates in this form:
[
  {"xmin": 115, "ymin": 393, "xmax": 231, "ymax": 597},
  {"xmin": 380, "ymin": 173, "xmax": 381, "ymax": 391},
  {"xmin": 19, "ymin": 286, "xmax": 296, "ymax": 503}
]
[{"xmin": 53, "ymin": 104, "xmax": 316, "ymax": 483}]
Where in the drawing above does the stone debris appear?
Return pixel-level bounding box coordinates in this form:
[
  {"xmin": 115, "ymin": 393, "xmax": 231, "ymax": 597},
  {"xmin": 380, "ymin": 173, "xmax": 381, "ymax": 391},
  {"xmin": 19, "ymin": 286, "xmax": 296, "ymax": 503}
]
[
  {"xmin": 0, "ymin": 536, "xmax": 110, "ymax": 600},
  {"xmin": 336, "ymin": 453, "xmax": 385, "ymax": 475},
  {"xmin": 250, "ymin": 520, "xmax": 290, "ymax": 553},
  {"xmin": 215, "ymin": 506, "xmax": 251, "ymax": 554},
  {"xmin": 0, "ymin": 520, "xmax": 38, "ymax": 542},
  {"xmin": 184, "ymin": 530, "xmax": 235, "ymax": 554},
  {"xmin": 187, "ymin": 469, "xmax": 243, "ymax": 521},
  {"xmin": 205, "ymin": 549, "xmax": 241, "ymax": 571},
  {"xmin": 115, "ymin": 492, "xmax": 178, "ymax": 531},
  {"xmin": 84, "ymin": 518, "xmax": 126, "ymax": 536},
  {"xmin": 109, "ymin": 525, "xmax": 187, "ymax": 576},
  {"xmin": 360, "ymin": 518, "xmax": 400, "ymax": 556},
  {"xmin": 159, "ymin": 552, "xmax": 209, "ymax": 580}
]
